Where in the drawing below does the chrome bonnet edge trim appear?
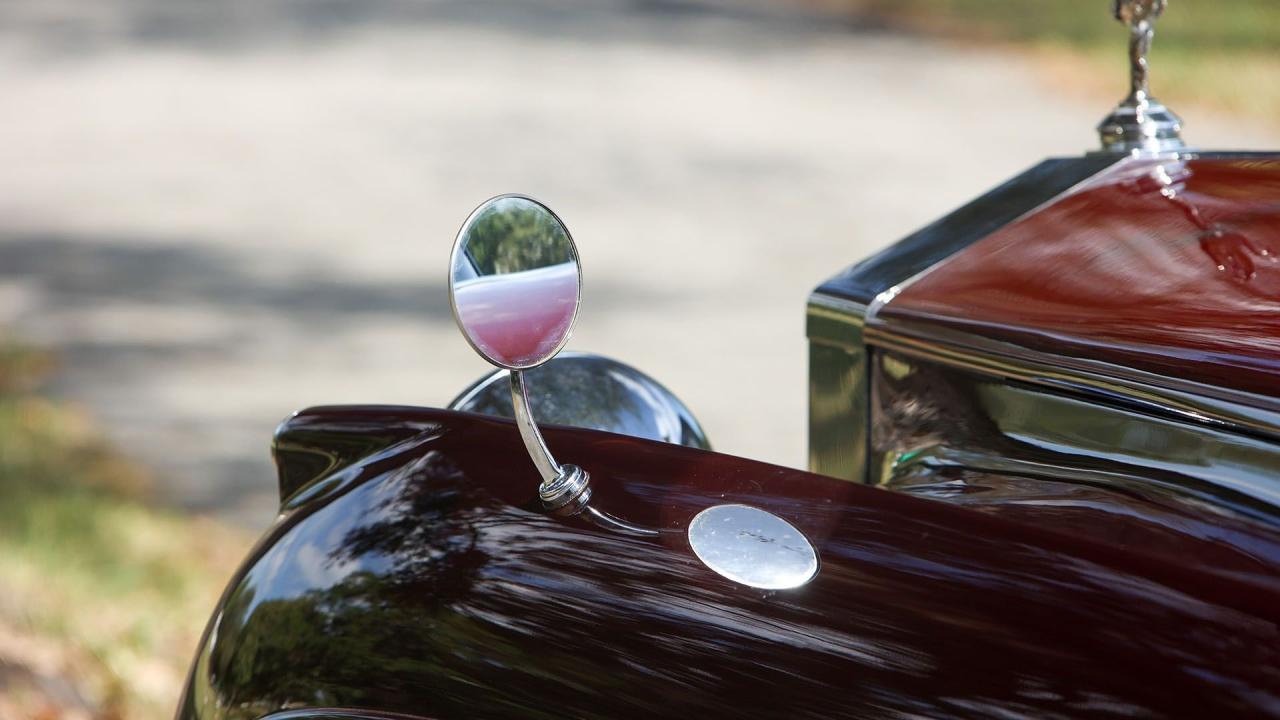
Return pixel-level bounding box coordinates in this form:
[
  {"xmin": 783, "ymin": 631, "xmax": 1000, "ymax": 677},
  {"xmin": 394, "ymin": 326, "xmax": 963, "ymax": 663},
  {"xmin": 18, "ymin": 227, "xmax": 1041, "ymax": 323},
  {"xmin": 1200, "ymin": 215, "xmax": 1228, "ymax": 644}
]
[
  {"xmin": 865, "ymin": 321, "xmax": 1280, "ymax": 443},
  {"xmin": 806, "ymin": 295, "xmax": 871, "ymax": 482},
  {"xmin": 807, "ymin": 294, "xmax": 867, "ymax": 343}
]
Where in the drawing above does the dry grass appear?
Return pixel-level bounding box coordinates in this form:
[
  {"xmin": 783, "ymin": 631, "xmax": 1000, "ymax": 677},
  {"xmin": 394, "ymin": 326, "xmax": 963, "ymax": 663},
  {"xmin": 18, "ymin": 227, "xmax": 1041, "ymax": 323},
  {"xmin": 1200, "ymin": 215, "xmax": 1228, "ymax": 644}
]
[{"xmin": 0, "ymin": 342, "xmax": 252, "ymax": 720}]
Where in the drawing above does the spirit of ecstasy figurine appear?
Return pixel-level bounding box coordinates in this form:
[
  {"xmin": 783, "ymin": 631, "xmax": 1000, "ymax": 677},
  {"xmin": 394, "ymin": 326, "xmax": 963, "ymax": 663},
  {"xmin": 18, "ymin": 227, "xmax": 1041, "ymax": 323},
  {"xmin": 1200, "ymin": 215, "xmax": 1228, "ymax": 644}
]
[
  {"xmin": 1098, "ymin": 0, "xmax": 1184, "ymax": 153},
  {"xmin": 1115, "ymin": 0, "xmax": 1166, "ymax": 103}
]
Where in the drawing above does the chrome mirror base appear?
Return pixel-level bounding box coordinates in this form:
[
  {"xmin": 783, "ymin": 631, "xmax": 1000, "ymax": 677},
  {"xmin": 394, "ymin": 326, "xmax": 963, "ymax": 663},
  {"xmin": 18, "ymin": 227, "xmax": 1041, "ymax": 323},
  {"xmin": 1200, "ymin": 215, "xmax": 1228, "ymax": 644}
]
[
  {"xmin": 539, "ymin": 463, "xmax": 591, "ymax": 515},
  {"xmin": 1097, "ymin": 96, "xmax": 1184, "ymax": 155}
]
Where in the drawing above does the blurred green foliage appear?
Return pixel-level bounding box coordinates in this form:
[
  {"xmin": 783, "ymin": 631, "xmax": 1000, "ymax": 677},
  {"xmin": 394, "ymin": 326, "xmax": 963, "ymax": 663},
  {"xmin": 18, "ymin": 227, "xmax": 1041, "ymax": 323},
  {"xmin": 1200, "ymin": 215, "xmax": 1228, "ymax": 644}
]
[
  {"xmin": 0, "ymin": 339, "xmax": 249, "ymax": 719},
  {"xmin": 854, "ymin": 0, "xmax": 1280, "ymax": 124},
  {"xmin": 460, "ymin": 198, "xmax": 574, "ymax": 277},
  {"xmin": 865, "ymin": 0, "xmax": 1277, "ymax": 51}
]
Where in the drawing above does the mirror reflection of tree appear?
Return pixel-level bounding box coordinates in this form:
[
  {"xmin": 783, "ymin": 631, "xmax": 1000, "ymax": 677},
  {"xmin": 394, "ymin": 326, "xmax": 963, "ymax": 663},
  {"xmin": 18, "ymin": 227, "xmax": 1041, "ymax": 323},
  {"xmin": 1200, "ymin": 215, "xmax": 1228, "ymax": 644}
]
[{"xmin": 462, "ymin": 198, "xmax": 573, "ymax": 276}]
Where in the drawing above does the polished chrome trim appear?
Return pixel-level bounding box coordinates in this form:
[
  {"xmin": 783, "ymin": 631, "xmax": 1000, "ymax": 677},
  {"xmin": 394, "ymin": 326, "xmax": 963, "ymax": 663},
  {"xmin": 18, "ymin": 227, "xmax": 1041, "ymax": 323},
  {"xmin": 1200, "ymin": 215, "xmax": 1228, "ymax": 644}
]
[
  {"xmin": 868, "ymin": 348, "xmax": 1280, "ymax": 523},
  {"xmin": 537, "ymin": 462, "xmax": 591, "ymax": 513},
  {"xmin": 1097, "ymin": 100, "xmax": 1184, "ymax": 155},
  {"xmin": 807, "ymin": 294, "xmax": 867, "ymax": 337},
  {"xmin": 506, "ymin": 372, "xmax": 664, "ymax": 534},
  {"xmin": 510, "ymin": 368, "xmax": 593, "ymax": 514},
  {"xmin": 807, "ymin": 296, "xmax": 870, "ymax": 482},
  {"xmin": 447, "ymin": 193, "xmax": 582, "ymax": 371},
  {"xmin": 585, "ymin": 506, "xmax": 660, "ymax": 536},
  {"xmin": 687, "ymin": 504, "xmax": 819, "ymax": 590},
  {"xmin": 865, "ymin": 321, "xmax": 1280, "ymax": 442},
  {"xmin": 510, "ymin": 370, "xmax": 564, "ymax": 484},
  {"xmin": 890, "ymin": 445, "xmax": 1280, "ymax": 523},
  {"xmin": 448, "ymin": 193, "xmax": 595, "ymax": 515}
]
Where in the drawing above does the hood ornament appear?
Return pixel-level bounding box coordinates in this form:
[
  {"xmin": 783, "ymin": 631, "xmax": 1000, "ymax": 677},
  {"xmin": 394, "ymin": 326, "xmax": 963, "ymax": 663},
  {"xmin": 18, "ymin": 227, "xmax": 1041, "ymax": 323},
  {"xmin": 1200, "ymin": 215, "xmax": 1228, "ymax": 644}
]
[{"xmin": 1097, "ymin": 0, "xmax": 1185, "ymax": 154}]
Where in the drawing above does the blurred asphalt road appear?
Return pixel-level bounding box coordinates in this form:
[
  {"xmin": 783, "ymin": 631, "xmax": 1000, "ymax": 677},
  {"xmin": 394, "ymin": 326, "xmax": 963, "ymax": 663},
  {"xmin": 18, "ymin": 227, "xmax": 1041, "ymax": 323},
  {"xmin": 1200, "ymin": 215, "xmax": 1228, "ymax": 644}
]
[{"xmin": 1, "ymin": 0, "xmax": 1276, "ymax": 527}]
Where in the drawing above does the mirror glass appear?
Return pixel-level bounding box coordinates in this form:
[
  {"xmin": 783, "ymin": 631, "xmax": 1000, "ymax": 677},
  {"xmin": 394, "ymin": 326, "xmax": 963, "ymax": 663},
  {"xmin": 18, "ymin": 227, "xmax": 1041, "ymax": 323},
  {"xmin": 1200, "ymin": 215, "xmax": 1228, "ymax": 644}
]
[{"xmin": 449, "ymin": 195, "xmax": 581, "ymax": 370}]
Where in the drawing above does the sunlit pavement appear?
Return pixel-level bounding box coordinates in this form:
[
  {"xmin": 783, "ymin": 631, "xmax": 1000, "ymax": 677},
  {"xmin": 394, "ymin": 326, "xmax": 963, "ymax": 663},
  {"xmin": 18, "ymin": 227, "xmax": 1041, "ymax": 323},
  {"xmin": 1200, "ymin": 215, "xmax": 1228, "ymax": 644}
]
[{"xmin": 1, "ymin": 0, "xmax": 1276, "ymax": 527}]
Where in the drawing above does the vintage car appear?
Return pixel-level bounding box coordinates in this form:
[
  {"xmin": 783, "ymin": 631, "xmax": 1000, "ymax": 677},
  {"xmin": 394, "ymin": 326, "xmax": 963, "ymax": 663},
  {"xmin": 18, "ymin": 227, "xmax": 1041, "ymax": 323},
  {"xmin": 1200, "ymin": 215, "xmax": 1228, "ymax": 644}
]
[{"xmin": 176, "ymin": 3, "xmax": 1280, "ymax": 718}]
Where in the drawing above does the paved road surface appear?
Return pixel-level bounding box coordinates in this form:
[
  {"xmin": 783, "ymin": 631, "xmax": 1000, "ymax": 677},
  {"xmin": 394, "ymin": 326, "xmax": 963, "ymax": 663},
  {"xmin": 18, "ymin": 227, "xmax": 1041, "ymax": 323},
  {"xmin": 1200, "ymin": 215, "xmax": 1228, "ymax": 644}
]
[{"xmin": 1, "ymin": 0, "xmax": 1276, "ymax": 527}]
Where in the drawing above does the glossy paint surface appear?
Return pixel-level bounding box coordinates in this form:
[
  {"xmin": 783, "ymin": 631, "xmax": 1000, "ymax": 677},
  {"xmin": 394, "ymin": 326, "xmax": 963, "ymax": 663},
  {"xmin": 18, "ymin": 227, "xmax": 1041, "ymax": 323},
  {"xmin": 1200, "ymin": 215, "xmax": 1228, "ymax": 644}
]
[
  {"xmin": 879, "ymin": 157, "xmax": 1280, "ymax": 399},
  {"xmin": 181, "ymin": 407, "xmax": 1280, "ymax": 720}
]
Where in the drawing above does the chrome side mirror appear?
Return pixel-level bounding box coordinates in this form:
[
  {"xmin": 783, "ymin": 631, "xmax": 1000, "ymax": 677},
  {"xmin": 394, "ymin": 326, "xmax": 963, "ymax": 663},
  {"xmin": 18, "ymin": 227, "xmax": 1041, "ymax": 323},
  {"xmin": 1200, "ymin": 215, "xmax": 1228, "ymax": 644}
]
[
  {"xmin": 449, "ymin": 195, "xmax": 592, "ymax": 513},
  {"xmin": 449, "ymin": 194, "xmax": 818, "ymax": 589}
]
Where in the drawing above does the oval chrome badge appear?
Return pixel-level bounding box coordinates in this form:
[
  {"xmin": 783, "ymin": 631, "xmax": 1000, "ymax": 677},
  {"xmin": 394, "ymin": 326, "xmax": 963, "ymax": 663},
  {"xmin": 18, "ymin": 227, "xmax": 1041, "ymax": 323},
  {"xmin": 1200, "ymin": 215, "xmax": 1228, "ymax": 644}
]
[{"xmin": 688, "ymin": 504, "xmax": 819, "ymax": 590}]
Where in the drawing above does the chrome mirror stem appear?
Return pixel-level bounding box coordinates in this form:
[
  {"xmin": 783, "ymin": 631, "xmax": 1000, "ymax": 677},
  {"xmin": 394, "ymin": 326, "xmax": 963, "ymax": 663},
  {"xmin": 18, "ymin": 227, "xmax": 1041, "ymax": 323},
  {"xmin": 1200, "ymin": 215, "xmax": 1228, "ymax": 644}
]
[
  {"xmin": 585, "ymin": 506, "xmax": 660, "ymax": 537},
  {"xmin": 509, "ymin": 370, "xmax": 593, "ymax": 514},
  {"xmin": 509, "ymin": 370, "xmax": 562, "ymax": 484},
  {"xmin": 509, "ymin": 371, "xmax": 655, "ymax": 535}
]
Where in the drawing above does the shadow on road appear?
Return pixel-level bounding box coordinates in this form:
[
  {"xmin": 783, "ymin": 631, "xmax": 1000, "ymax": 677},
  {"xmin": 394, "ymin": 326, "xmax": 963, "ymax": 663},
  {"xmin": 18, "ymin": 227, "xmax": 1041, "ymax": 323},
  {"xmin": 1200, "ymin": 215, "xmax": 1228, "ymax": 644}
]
[
  {"xmin": 0, "ymin": 232, "xmax": 449, "ymax": 321},
  {"xmin": 2, "ymin": 0, "xmax": 887, "ymax": 57}
]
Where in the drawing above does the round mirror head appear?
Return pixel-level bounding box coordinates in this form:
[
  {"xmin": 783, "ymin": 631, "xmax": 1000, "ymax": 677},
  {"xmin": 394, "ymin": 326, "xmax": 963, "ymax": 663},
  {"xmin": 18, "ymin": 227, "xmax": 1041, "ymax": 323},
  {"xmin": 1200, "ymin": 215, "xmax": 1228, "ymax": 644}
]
[{"xmin": 449, "ymin": 195, "xmax": 582, "ymax": 370}]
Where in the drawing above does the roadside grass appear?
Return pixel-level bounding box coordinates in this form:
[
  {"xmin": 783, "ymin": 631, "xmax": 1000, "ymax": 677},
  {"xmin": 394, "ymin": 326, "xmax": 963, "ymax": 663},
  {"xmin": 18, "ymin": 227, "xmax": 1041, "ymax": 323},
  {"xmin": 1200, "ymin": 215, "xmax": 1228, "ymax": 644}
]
[
  {"xmin": 0, "ymin": 341, "xmax": 252, "ymax": 720},
  {"xmin": 842, "ymin": 0, "xmax": 1280, "ymax": 128}
]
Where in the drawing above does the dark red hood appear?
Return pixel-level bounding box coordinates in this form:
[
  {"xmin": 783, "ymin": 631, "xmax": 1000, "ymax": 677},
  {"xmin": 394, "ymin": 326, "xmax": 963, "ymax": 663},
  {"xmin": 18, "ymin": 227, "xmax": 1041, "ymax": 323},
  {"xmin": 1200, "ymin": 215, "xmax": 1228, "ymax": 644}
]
[{"xmin": 878, "ymin": 156, "xmax": 1280, "ymax": 403}]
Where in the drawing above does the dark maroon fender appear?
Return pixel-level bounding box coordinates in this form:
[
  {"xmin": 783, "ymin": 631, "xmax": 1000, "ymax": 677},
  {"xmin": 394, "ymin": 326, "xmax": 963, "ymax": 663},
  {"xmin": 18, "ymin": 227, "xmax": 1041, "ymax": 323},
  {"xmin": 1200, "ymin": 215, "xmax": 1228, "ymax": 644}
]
[{"xmin": 177, "ymin": 406, "xmax": 1280, "ymax": 720}]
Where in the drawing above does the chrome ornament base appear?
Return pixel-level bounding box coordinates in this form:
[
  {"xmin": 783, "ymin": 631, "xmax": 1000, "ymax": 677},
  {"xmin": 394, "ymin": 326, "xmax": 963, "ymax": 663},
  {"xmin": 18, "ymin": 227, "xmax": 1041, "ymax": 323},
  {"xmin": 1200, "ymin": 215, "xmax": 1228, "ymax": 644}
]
[
  {"xmin": 1098, "ymin": 0, "xmax": 1185, "ymax": 154},
  {"xmin": 1098, "ymin": 95, "xmax": 1184, "ymax": 155}
]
